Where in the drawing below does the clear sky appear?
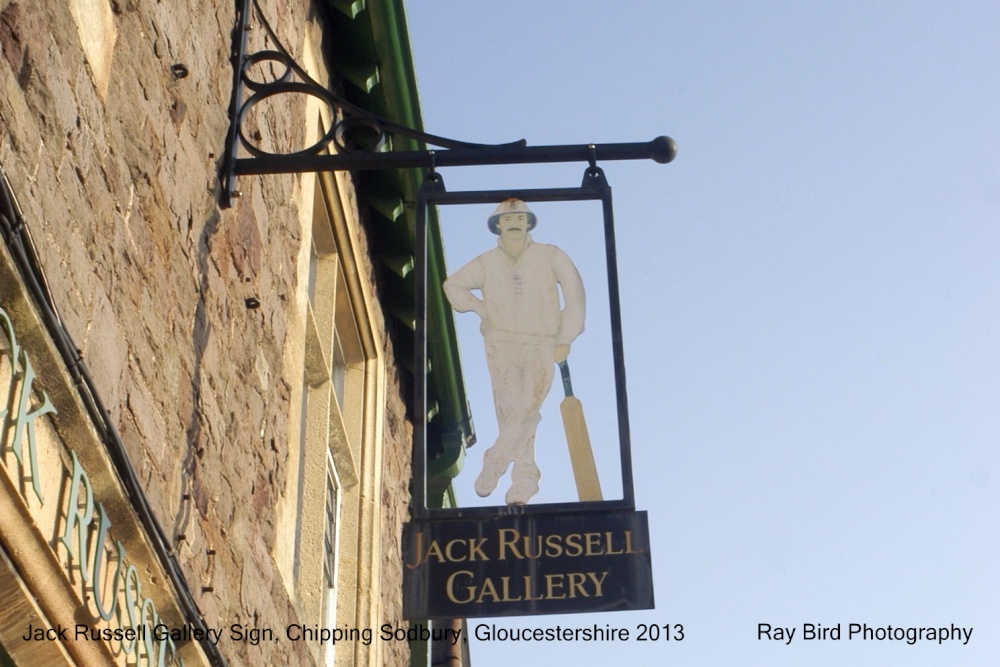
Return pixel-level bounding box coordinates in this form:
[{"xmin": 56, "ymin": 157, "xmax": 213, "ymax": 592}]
[{"xmin": 405, "ymin": 2, "xmax": 999, "ymax": 665}]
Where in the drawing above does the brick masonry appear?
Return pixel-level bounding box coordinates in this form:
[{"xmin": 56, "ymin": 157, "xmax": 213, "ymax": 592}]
[{"xmin": 0, "ymin": 1, "xmax": 414, "ymax": 665}]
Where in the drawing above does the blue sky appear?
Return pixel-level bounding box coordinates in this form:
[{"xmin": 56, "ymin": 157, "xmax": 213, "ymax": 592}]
[{"xmin": 405, "ymin": 2, "xmax": 999, "ymax": 665}]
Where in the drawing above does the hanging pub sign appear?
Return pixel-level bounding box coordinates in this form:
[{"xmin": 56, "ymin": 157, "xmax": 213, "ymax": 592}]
[
  {"xmin": 212, "ymin": 0, "xmax": 675, "ymax": 624},
  {"xmin": 405, "ymin": 166, "xmax": 655, "ymax": 619}
]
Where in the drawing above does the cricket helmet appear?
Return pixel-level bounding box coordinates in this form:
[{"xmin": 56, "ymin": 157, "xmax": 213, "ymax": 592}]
[{"xmin": 487, "ymin": 198, "xmax": 537, "ymax": 235}]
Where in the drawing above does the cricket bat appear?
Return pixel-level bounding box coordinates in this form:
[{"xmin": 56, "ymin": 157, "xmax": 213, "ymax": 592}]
[{"xmin": 558, "ymin": 361, "xmax": 603, "ymax": 502}]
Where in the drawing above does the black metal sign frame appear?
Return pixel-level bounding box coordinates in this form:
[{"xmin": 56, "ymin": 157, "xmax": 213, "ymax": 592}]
[{"xmin": 413, "ymin": 167, "xmax": 637, "ymax": 520}]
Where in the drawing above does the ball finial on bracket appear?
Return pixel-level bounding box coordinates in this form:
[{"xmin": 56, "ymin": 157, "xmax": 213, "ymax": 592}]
[{"xmin": 649, "ymin": 136, "xmax": 678, "ymax": 164}]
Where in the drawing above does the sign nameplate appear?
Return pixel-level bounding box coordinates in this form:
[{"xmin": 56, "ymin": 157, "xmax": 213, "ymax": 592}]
[{"xmin": 402, "ymin": 510, "xmax": 653, "ymax": 619}]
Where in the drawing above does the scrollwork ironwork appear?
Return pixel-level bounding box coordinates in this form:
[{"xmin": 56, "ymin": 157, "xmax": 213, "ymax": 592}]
[
  {"xmin": 238, "ymin": 81, "xmax": 341, "ymax": 158},
  {"xmin": 219, "ymin": 0, "xmax": 674, "ymax": 207},
  {"xmin": 221, "ymin": 0, "xmax": 523, "ymax": 205}
]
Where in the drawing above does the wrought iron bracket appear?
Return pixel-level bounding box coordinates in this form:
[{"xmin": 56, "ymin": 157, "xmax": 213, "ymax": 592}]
[{"xmin": 220, "ymin": 0, "xmax": 676, "ymax": 208}]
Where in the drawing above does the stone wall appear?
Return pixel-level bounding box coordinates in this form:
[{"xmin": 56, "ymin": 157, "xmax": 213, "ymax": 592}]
[{"xmin": 0, "ymin": 1, "xmax": 414, "ymax": 665}]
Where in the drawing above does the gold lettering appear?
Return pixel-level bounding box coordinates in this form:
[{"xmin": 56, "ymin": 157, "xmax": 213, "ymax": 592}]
[
  {"xmin": 544, "ymin": 573, "xmax": 566, "ymax": 600},
  {"xmin": 468, "ymin": 537, "xmax": 489, "ymax": 561},
  {"xmin": 584, "ymin": 532, "xmax": 603, "ymax": 556},
  {"xmin": 587, "ymin": 571, "xmax": 610, "ymax": 597},
  {"xmin": 498, "ymin": 528, "xmax": 523, "ymax": 560},
  {"xmin": 624, "ymin": 530, "xmax": 641, "ymax": 554},
  {"xmin": 564, "ymin": 533, "xmax": 583, "ymax": 557},
  {"xmin": 522, "ymin": 535, "xmax": 543, "ymax": 559},
  {"xmin": 522, "ymin": 575, "xmax": 544, "ymax": 601},
  {"xmin": 567, "ymin": 572, "xmax": 589, "ymax": 598},
  {"xmin": 445, "ymin": 570, "xmax": 475, "ymax": 604},
  {"xmin": 544, "ymin": 534, "xmax": 564, "ymax": 558},
  {"xmin": 444, "ymin": 539, "xmax": 466, "ymax": 562},
  {"xmin": 404, "ymin": 531, "xmax": 424, "ymax": 569},
  {"xmin": 500, "ymin": 576, "xmax": 521, "ymax": 602},
  {"xmin": 425, "ymin": 539, "xmax": 445, "ymax": 564},
  {"xmin": 476, "ymin": 577, "xmax": 500, "ymax": 604}
]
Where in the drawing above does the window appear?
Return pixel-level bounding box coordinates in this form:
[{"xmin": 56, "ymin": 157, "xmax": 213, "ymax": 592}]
[
  {"xmin": 322, "ymin": 450, "xmax": 341, "ymax": 667},
  {"xmin": 276, "ymin": 169, "xmax": 378, "ymax": 666}
]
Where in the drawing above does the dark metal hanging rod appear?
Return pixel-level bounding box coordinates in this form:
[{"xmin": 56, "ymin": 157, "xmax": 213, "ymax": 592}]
[
  {"xmin": 232, "ymin": 136, "xmax": 677, "ymax": 176},
  {"xmin": 219, "ymin": 0, "xmax": 675, "ymax": 207}
]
